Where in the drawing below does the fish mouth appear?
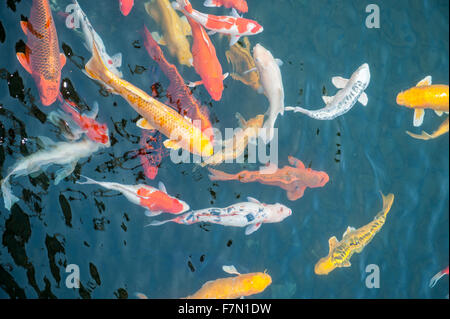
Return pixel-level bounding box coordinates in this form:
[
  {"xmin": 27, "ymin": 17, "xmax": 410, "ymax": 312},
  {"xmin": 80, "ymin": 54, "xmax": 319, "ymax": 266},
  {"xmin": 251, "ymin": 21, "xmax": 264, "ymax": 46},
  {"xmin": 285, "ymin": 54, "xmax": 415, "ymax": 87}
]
[{"xmin": 396, "ymin": 92, "xmax": 406, "ymax": 106}]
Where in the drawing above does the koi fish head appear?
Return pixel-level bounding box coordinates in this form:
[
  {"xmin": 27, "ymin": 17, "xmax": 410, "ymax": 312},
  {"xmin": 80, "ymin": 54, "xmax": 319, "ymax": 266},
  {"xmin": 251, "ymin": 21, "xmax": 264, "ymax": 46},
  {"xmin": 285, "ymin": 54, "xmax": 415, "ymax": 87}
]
[
  {"xmin": 246, "ymin": 272, "xmax": 272, "ymax": 294},
  {"xmin": 314, "ymin": 257, "xmax": 336, "ymax": 275},
  {"xmin": 204, "ymin": 76, "xmax": 224, "ymax": 101},
  {"xmin": 266, "ymin": 203, "xmax": 292, "ymax": 222},
  {"xmin": 119, "ymin": 0, "xmax": 134, "ymax": 16},
  {"xmin": 252, "ymin": 43, "xmax": 273, "ymax": 71},
  {"xmin": 354, "ymin": 63, "xmax": 370, "ymax": 84},
  {"xmin": 37, "ymin": 75, "xmax": 60, "ymax": 106},
  {"xmin": 310, "ymin": 171, "xmax": 329, "ymax": 188},
  {"xmin": 396, "ymin": 89, "xmax": 416, "ymax": 108}
]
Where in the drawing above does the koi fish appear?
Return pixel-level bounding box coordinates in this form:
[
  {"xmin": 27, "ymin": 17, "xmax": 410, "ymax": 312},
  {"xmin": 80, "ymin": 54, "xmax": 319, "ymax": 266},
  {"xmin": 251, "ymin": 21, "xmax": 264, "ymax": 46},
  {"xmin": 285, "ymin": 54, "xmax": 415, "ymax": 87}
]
[
  {"xmin": 429, "ymin": 266, "xmax": 449, "ymax": 288},
  {"xmin": 76, "ymin": 176, "xmax": 189, "ymax": 216},
  {"xmin": 49, "ymin": 98, "xmax": 110, "ymax": 145},
  {"xmin": 396, "ymin": 76, "xmax": 449, "ymax": 127},
  {"xmin": 199, "ymin": 113, "xmax": 264, "ymax": 167},
  {"xmin": 185, "ymin": 16, "xmax": 227, "ymax": 101},
  {"xmin": 225, "ymin": 36, "xmax": 261, "ymax": 91},
  {"xmin": 67, "ymin": 0, "xmax": 123, "ymax": 78},
  {"xmin": 136, "ymin": 265, "xmax": 271, "ymax": 299},
  {"xmin": 172, "ymin": 0, "xmax": 263, "ymax": 46},
  {"xmin": 119, "ymin": 0, "xmax": 134, "ymax": 16},
  {"xmin": 208, "ymin": 156, "xmax": 329, "ymax": 201},
  {"xmin": 17, "ymin": 0, "xmax": 66, "ymax": 106},
  {"xmin": 203, "ymin": 0, "xmax": 248, "ymax": 13},
  {"xmin": 139, "ymin": 130, "xmax": 167, "ymax": 180},
  {"xmin": 142, "ymin": 26, "xmax": 213, "ymax": 140},
  {"xmin": 252, "ymin": 43, "xmax": 284, "ymax": 143},
  {"xmin": 84, "ymin": 40, "xmax": 214, "ymax": 157},
  {"xmin": 145, "ymin": 0, "xmax": 193, "ymax": 67},
  {"xmin": 406, "ymin": 117, "xmax": 449, "ymax": 140},
  {"xmin": 147, "ymin": 196, "xmax": 291, "ymax": 235},
  {"xmin": 315, "ymin": 192, "xmax": 394, "ymax": 275},
  {"xmin": 285, "ymin": 63, "xmax": 371, "ymax": 120},
  {"xmin": 1, "ymin": 137, "xmax": 106, "ymax": 210}
]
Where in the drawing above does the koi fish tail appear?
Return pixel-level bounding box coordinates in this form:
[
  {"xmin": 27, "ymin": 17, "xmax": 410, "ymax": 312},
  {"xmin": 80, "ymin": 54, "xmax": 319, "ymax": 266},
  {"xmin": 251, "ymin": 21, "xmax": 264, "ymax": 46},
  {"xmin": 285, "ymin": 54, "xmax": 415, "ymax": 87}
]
[
  {"xmin": 429, "ymin": 269, "xmax": 448, "ymax": 288},
  {"xmin": 376, "ymin": 192, "xmax": 394, "ymax": 219},
  {"xmin": 406, "ymin": 130, "xmax": 433, "ymax": 140},
  {"xmin": 85, "ymin": 40, "xmax": 108, "ymax": 83},
  {"xmin": 76, "ymin": 175, "xmax": 100, "ymax": 186},
  {"xmin": 145, "ymin": 218, "xmax": 177, "ymax": 227},
  {"xmin": 207, "ymin": 167, "xmax": 236, "ymax": 181},
  {"xmin": 1, "ymin": 177, "xmax": 19, "ymax": 211}
]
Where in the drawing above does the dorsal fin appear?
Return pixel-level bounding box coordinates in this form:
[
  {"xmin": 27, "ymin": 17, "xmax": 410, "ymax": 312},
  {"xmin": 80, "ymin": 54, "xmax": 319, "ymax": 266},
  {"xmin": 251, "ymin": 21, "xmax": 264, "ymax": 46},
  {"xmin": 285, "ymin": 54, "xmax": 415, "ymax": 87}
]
[
  {"xmin": 416, "ymin": 76, "xmax": 432, "ymax": 87},
  {"xmin": 328, "ymin": 236, "xmax": 338, "ymax": 252}
]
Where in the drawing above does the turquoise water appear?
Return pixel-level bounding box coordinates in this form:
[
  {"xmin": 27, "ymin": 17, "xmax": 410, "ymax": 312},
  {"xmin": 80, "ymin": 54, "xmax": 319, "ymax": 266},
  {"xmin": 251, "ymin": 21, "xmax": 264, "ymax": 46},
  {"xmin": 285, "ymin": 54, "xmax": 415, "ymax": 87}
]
[{"xmin": 0, "ymin": 0, "xmax": 448, "ymax": 299}]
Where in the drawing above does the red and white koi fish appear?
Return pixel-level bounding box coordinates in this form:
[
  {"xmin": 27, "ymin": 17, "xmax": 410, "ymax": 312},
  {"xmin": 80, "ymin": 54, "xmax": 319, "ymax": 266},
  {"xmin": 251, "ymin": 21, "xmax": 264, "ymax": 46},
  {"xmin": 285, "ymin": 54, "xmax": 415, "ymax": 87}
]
[
  {"xmin": 119, "ymin": 0, "xmax": 134, "ymax": 16},
  {"xmin": 147, "ymin": 197, "xmax": 291, "ymax": 235},
  {"xmin": 17, "ymin": 0, "xmax": 66, "ymax": 106},
  {"xmin": 185, "ymin": 16, "xmax": 227, "ymax": 101},
  {"xmin": 203, "ymin": 0, "xmax": 248, "ymax": 13},
  {"xmin": 76, "ymin": 176, "xmax": 189, "ymax": 216},
  {"xmin": 429, "ymin": 266, "xmax": 449, "ymax": 288},
  {"xmin": 49, "ymin": 97, "xmax": 110, "ymax": 145},
  {"xmin": 172, "ymin": 0, "xmax": 263, "ymax": 46}
]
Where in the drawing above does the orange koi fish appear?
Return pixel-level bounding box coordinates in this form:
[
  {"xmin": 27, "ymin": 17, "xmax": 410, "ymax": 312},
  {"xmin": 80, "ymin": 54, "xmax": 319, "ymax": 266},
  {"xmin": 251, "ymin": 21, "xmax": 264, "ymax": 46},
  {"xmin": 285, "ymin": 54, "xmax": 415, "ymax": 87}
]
[
  {"xmin": 137, "ymin": 265, "xmax": 271, "ymax": 299},
  {"xmin": 203, "ymin": 0, "xmax": 248, "ymax": 13},
  {"xmin": 396, "ymin": 76, "xmax": 449, "ymax": 127},
  {"xmin": 142, "ymin": 26, "xmax": 214, "ymax": 141},
  {"xmin": 76, "ymin": 176, "xmax": 189, "ymax": 216},
  {"xmin": 119, "ymin": 0, "xmax": 134, "ymax": 16},
  {"xmin": 185, "ymin": 16, "xmax": 227, "ymax": 101},
  {"xmin": 406, "ymin": 117, "xmax": 449, "ymax": 140},
  {"xmin": 208, "ymin": 156, "xmax": 329, "ymax": 201},
  {"xmin": 17, "ymin": 0, "xmax": 66, "ymax": 106},
  {"xmin": 84, "ymin": 41, "xmax": 214, "ymax": 156}
]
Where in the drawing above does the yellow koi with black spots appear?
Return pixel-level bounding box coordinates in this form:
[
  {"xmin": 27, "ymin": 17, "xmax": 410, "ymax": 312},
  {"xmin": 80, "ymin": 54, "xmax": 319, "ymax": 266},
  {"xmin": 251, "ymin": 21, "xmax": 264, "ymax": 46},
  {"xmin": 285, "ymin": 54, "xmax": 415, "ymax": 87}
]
[{"xmin": 315, "ymin": 192, "xmax": 394, "ymax": 275}]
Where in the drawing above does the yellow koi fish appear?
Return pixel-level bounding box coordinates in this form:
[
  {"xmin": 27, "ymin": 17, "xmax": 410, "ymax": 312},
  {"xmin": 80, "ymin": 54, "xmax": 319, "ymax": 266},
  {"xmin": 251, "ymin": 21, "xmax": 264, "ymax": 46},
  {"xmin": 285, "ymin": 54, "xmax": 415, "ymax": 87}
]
[
  {"xmin": 315, "ymin": 192, "xmax": 394, "ymax": 275},
  {"xmin": 199, "ymin": 113, "xmax": 264, "ymax": 167},
  {"xmin": 85, "ymin": 41, "xmax": 213, "ymax": 156},
  {"xmin": 396, "ymin": 76, "xmax": 449, "ymax": 127},
  {"xmin": 145, "ymin": 0, "xmax": 193, "ymax": 67},
  {"xmin": 406, "ymin": 117, "xmax": 449, "ymax": 140}
]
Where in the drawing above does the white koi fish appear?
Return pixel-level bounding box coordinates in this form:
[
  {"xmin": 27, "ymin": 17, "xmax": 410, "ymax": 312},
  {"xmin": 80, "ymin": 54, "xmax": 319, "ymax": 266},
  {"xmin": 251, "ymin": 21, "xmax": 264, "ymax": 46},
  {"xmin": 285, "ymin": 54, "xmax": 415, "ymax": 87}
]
[
  {"xmin": 67, "ymin": 0, "xmax": 123, "ymax": 77},
  {"xmin": 76, "ymin": 176, "xmax": 190, "ymax": 216},
  {"xmin": 172, "ymin": 0, "xmax": 263, "ymax": 46},
  {"xmin": 251, "ymin": 43, "xmax": 284, "ymax": 144},
  {"xmin": 147, "ymin": 197, "xmax": 291, "ymax": 235},
  {"xmin": 1, "ymin": 137, "xmax": 107, "ymax": 210},
  {"xmin": 285, "ymin": 63, "xmax": 371, "ymax": 120}
]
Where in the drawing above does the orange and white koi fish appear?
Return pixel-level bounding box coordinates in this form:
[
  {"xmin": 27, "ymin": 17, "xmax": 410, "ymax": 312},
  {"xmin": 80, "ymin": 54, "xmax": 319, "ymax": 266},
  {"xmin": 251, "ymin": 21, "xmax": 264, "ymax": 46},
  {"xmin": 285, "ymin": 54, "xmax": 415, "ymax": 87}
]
[
  {"xmin": 1, "ymin": 137, "xmax": 106, "ymax": 210},
  {"xmin": 203, "ymin": 0, "xmax": 248, "ymax": 13},
  {"xmin": 145, "ymin": 0, "xmax": 193, "ymax": 67},
  {"xmin": 84, "ymin": 41, "xmax": 214, "ymax": 156},
  {"xmin": 137, "ymin": 265, "xmax": 271, "ymax": 299},
  {"xmin": 49, "ymin": 98, "xmax": 110, "ymax": 145},
  {"xmin": 172, "ymin": 0, "xmax": 263, "ymax": 46},
  {"xmin": 185, "ymin": 16, "xmax": 227, "ymax": 101},
  {"xmin": 76, "ymin": 176, "xmax": 189, "ymax": 216},
  {"xmin": 406, "ymin": 117, "xmax": 449, "ymax": 140},
  {"xmin": 396, "ymin": 76, "xmax": 449, "ymax": 127},
  {"xmin": 119, "ymin": 0, "xmax": 134, "ymax": 16},
  {"xmin": 17, "ymin": 0, "xmax": 66, "ymax": 106}
]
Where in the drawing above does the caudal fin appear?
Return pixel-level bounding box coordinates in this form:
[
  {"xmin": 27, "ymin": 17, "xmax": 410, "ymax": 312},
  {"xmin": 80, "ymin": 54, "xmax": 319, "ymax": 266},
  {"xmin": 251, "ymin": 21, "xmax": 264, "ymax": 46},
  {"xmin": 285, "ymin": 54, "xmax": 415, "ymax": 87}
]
[
  {"xmin": 76, "ymin": 175, "xmax": 100, "ymax": 185},
  {"xmin": 406, "ymin": 130, "xmax": 433, "ymax": 140},
  {"xmin": 207, "ymin": 167, "xmax": 236, "ymax": 181},
  {"xmin": 144, "ymin": 219, "xmax": 176, "ymax": 227},
  {"xmin": 377, "ymin": 192, "xmax": 394, "ymax": 219},
  {"xmin": 1, "ymin": 178, "xmax": 19, "ymax": 211},
  {"xmin": 85, "ymin": 40, "xmax": 108, "ymax": 83}
]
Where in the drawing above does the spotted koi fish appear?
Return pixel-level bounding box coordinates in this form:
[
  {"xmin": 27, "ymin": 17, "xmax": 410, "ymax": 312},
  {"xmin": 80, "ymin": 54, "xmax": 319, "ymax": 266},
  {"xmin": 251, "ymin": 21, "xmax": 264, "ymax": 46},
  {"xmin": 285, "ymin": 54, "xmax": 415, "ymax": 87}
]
[
  {"xmin": 315, "ymin": 192, "xmax": 394, "ymax": 275},
  {"xmin": 172, "ymin": 0, "xmax": 263, "ymax": 46},
  {"xmin": 17, "ymin": 0, "xmax": 66, "ymax": 106},
  {"xmin": 147, "ymin": 197, "xmax": 291, "ymax": 235},
  {"xmin": 76, "ymin": 176, "xmax": 189, "ymax": 216}
]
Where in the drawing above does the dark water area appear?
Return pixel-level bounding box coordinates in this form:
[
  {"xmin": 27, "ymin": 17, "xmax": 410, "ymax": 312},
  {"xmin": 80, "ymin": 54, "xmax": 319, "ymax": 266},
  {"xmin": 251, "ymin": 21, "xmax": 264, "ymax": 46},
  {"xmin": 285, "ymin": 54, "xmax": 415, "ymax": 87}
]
[{"xmin": 0, "ymin": 0, "xmax": 448, "ymax": 299}]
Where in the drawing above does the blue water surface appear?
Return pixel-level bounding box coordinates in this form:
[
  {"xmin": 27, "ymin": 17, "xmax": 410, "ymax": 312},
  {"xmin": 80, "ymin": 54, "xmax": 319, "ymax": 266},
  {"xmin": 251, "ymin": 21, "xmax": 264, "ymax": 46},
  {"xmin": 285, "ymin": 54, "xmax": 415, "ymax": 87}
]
[{"xmin": 0, "ymin": 0, "xmax": 448, "ymax": 299}]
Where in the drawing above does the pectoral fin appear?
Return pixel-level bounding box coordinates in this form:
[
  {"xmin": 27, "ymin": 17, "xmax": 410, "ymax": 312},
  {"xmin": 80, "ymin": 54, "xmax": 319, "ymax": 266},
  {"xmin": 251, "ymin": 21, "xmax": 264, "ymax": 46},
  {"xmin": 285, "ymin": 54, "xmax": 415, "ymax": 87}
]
[
  {"xmin": 342, "ymin": 260, "xmax": 351, "ymax": 267},
  {"xmin": 328, "ymin": 236, "xmax": 338, "ymax": 251},
  {"xmin": 358, "ymin": 92, "xmax": 368, "ymax": 106},
  {"xmin": 247, "ymin": 197, "xmax": 261, "ymax": 204},
  {"xmin": 416, "ymin": 75, "xmax": 432, "ymax": 87},
  {"xmin": 111, "ymin": 53, "xmax": 122, "ymax": 68},
  {"xmin": 137, "ymin": 118, "xmax": 156, "ymax": 130},
  {"xmin": 342, "ymin": 226, "xmax": 356, "ymax": 238},
  {"xmin": 60, "ymin": 53, "xmax": 67, "ymax": 68},
  {"xmin": 163, "ymin": 139, "xmax": 181, "ymax": 150},
  {"xmin": 413, "ymin": 109, "xmax": 425, "ymax": 127},
  {"xmin": 322, "ymin": 95, "xmax": 334, "ymax": 105},
  {"xmin": 17, "ymin": 52, "xmax": 32, "ymax": 74},
  {"xmin": 435, "ymin": 110, "xmax": 443, "ymax": 116},
  {"xmin": 245, "ymin": 222, "xmax": 262, "ymax": 235},
  {"xmin": 144, "ymin": 210, "xmax": 162, "ymax": 217},
  {"xmin": 158, "ymin": 181, "xmax": 167, "ymax": 193},
  {"xmin": 222, "ymin": 265, "xmax": 241, "ymax": 276},
  {"xmin": 151, "ymin": 31, "xmax": 166, "ymax": 46},
  {"xmin": 229, "ymin": 35, "xmax": 241, "ymax": 47},
  {"xmin": 331, "ymin": 76, "xmax": 348, "ymax": 89},
  {"xmin": 20, "ymin": 21, "xmax": 28, "ymax": 35},
  {"xmin": 54, "ymin": 161, "xmax": 77, "ymax": 185}
]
